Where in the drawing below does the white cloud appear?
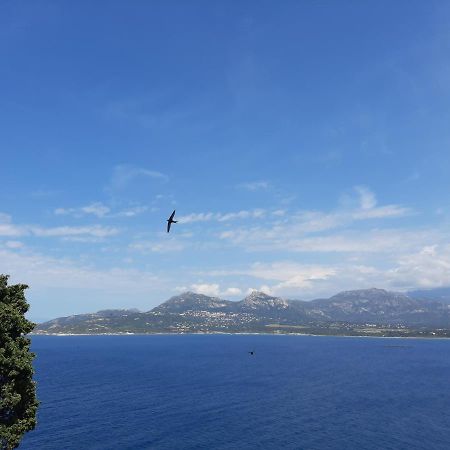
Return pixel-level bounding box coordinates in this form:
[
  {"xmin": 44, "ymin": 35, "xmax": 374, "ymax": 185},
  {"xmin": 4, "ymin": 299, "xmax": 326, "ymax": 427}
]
[
  {"xmin": 220, "ymin": 228, "xmax": 433, "ymax": 254},
  {"xmin": 197, "ymin": 238, "xmax": 450, "ymax": 299},
  {"xmin": 109, "ymin": 164, "xmax": 168, "ymax": 190},
  {"xmin": 0, "ymin": 214, "xmax": 24, "ymax": 236},
  {"xmin": 55, "ymin": 202, "xmax": 111, "ymax": 218},
  {"xmin": 352, "ymin": 205, "xmax": 412, "ymax": 219},
  {"xmin": 248, "ymin": 262, "xmax": 337, "ymax": 286},
  {"xmin": 0, "ymin": 248, "xmax": 165, "ymax": 295},
  {"xmin": 0, "ymin": 223, "xmax": 24, "ymax": 237},
  {"xmin": 178, "ymin": 209, "xmax": 266, "ymax": 224},
  {"xmin": 285, "ymin": 229, "xmax": 431, "ymax": 253},
  {"xmin": 218, "ymin": 187, "xmax": 414, "ymax": 252},
  {"xmin": 81, "ymin": 203, "xmax": 111, "ymax": 218},
  {"xmin": 129, "ymin": 239, "xmax": 185, "ymax": 253},
  {"xmin": 204, "ymin": 262, "xmax": 339, "ymax": 297},
  {"xmin": 260, "ymin": 263, "xmax": 382, "ymax": 298},
  {"xmin": 56, "ymin": 202, "xmax": 149, "ymax": 219},
  {"xmin": 348, "ymin": 186, "xmax": 412, "ymax": 219},
  {"xmin": 180, "ymin": 188, "xmax": 409, "ymax": 233},
  {"xmin": 1, "ymin": 184, "xmax": 444, "ymax": 312},
  {"xmin": 388, "ymin": 245, "xmax": 450, "ymax": 289},
  {"xmin": 178, "ymin": 212, "xmax": 216, "ymax": 224},
  {"xmin": 223, "ymin": 287, "xmax": 243, "ymax": 296},
  {"xmin": 0, "ymin": 211, "xmax": 119, "ymax": 240},
  {"xmin": 31, "ymin": 225, "xmax": 119, "ymax": 238},
  {"xmin": 190, "ymin": 283, "xmax": 221, "ymax": 297},
  {"xmin": 54, "ymin": 208, "xmax": 70, "ymax": 216},
  {"xmin": 217, "ymin": 209, "xmax": 265, "ymax": 222},
  {"xmin": 116, "ymin": 206, "xmax": 148, "ymax": 217},
  {"xmin": 30, "ymin": 189, "xmax": 60, "ymax": 198},
  {"xmin": 355, "ymin": 185, "xmax": 377, "ymax": 210},
  {"xmin": 237, "ymin": 181, "xmax": 270, "ymax": 191},
  {"xmin": 60, "ymin": 236, "xmax": 106, "ymax": 243},
  {"xmin": 188, "ymin": 283, "xmax": 243, "ymax": 298},
  {"xmin": 4, "ymin": 241, "xmax": 24, "ymax": 249}
]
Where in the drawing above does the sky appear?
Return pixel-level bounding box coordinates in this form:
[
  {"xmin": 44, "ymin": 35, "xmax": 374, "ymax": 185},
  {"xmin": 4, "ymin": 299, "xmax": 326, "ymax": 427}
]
[{"xmin": 1, "ymin": 0, "xmax": 450, "ymax": 321}]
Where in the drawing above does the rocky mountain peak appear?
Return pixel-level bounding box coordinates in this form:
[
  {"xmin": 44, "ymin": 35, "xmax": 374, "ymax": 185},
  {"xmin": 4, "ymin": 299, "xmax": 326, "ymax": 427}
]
[
  {"xmin": 244, "ymin": 291, "xmax": 273, "ymax": 301},
  {"xmin": 151, "ymin": 291, "xmax": 232, "ymax": 313},
  {"xmin": 242, "ymin": 291, "xmax": 289, "ymax": 310}
]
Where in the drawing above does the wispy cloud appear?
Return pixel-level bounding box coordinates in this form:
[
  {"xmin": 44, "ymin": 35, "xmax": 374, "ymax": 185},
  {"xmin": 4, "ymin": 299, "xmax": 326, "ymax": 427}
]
[
  {"xmin": 224, "ymin": 287, "xmax": 243, "ymax": 296},
  {"xmin": 31, "ymin": 225, "xmax": 119, "ymax": 238},
  {"xmin": 30, "ymin": 189, "xmax": 60, "ymax": 199},
  {"xmin": 219, "ymin": 187, "xmax": 413, "ymax": 251},
  {"xmin": 195, "ymin": 261, "xmax": 367, "ymax": 299},
  {"xmin": 55, "ymin": 202, "xmax": 111, "ymax": 218},
  {"xmin": 197, "ymin": 242, "xmax": 450, "ymax": 299},
  {"xmin": 109, "ymin": 164, "xmax": 168, "ymax": 190},
  {"xmin": 0, "ymin": 223, "xmax": 24, "ymax": 237},
  {"xmin": 178, "ymin": 212, "xmax": 215, "ymax": 223},
  {"xmin": 178, "ymin": 209, "xmax": 266, "ymax": 224},
  {"xmin": 220, "ymin": 227, "xmax": 429, "ymax": 254},
  {"xmin": 55, "ymin": 202, "xmax": 149, "ymax": 219},
  {"xmin": 4, "ymin": 241, "xmax": 24, "ymax": 249},
  {"xmin": 129, "ymin": 239, "xmax": 186, "ymax": 253},
  {"xmin": 404, "ymin": 171, "xmax": 420, "ymax": 183},
  {"xmin": 0, "ymin": 248, "xmax": 166, "ymax": 295},
  {"xmin": 352, "ymin": 205, "xmax": 411, "ymax": 219},
  {"xmin": 176, "ymin": 283, "xmax": 243, "ymax": 298},
  {"xmin": 218, "ymin": 209, "xmax": 265, "ymax": 222},
  {"xmin": 355, "ymin": 185, "xmax": 377, "ymax": 210},
  {"xmin": 103, "ymin": 95, "xmax": 202, "ymax": 132},
  {"xmin": 315, "ymin": 149, "xmax": 343, "ymax": 165},
  {"xmin": 237, "ymin": 181, "xmax": 270, "ymax": 191},
  {"xmin": 116, "ymin": 206, "xmax": 149, "ymax": 217},
  {"xmin": 80, "ymin": 203, "xmax": 111, "ymax": 217},
  {"xmin": 351, "ymin": 186, "xmax": 412, "ymax": 218},
  {"xmin": 0, "ymin": 213, "xmax": 119, "ymax": 239},
  {"xmin": 388, "ymin": 244, "xmax": 450, "ymax": 289},
  {"xmin": 247, "ymin": 262, "xmax": 338, "ymax": 290},
  {"xmin": 2, "ymin": 181, "xmax": 441, "ymax": 311},
  {"xmin": 188, "ymin": 283, "xmax": 221, "ymax": 296},
  {"xmin": 0, "ymin": 214, "xmax": 25, "ymax": 237}
]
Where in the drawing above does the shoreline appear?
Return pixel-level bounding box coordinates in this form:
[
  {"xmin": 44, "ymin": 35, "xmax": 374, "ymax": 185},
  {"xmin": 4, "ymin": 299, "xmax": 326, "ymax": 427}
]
[{"xmin": 29, "ymin": 331, "xmax": 450, "ymax": 340}]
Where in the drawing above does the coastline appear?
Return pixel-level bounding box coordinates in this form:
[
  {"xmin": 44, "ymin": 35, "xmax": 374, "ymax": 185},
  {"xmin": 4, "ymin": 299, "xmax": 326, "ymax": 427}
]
[{"xmin": 29, "ymin": 331, "xmax": 450, "ymax": 340}]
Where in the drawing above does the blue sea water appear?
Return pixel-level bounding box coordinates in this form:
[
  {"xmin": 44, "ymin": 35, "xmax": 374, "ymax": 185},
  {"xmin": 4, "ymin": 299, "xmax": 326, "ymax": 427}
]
[{"xmin": 21, "ymin": 335, "xmax": 450, "ymax": 450}]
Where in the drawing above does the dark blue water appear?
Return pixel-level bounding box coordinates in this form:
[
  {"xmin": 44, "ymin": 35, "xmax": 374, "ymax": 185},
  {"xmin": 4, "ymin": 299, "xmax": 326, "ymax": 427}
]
[{"xmin": 21, "ymin": 335, "xmax": 450, "ymax": 449}]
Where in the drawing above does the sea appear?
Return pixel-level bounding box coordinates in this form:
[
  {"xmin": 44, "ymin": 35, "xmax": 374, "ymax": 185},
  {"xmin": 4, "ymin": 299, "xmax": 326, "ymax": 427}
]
[{"xmin": 21, "ymin": 335, "xmax": 450, "ymax": 450}]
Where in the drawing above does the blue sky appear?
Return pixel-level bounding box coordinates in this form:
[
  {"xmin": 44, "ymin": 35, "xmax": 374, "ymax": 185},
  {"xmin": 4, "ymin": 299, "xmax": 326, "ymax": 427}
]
[{"xmin": 1, "ymin": 1, "xmax": 450, "ymax": 321}]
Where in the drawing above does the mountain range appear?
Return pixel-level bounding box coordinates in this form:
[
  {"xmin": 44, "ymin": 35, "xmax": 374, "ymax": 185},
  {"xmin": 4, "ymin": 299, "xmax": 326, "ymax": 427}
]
[{"xmin": 34, "ymin": 288, "xmax": 450, "ymax": 336}]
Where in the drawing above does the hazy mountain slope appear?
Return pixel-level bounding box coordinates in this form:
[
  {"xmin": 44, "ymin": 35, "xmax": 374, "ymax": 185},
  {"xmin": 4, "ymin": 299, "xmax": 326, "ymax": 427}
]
[
  {"xmin": 408, "ymin": 287, "xmax": 450, "ymax": 305},
  {"xmin": 309, "ymin": 288, "xmax": 450, "ymax": 325}
]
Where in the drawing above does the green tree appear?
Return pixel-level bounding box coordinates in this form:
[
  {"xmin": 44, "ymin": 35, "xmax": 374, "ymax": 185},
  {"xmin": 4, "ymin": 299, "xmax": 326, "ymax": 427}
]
[{"xmin": 0, "ymin": 275, "xmax": 38, "ymax": 449}]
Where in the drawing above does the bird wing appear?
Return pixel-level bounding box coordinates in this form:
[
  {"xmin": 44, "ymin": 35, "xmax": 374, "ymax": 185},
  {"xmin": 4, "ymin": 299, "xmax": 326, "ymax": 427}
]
[
  {"xmin": 168, "ymin": 210, "xmax": 176, "ymax": 221},
  {"xmin": 167, "ymin": 221, "xmax": 171, "ymax": 233}
]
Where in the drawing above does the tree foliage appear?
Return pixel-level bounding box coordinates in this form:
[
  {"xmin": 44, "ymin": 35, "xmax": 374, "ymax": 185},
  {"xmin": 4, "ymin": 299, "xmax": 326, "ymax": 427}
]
[{"xmin": 0, "ymin": 275, "xmax": 38, "ymax": 449}]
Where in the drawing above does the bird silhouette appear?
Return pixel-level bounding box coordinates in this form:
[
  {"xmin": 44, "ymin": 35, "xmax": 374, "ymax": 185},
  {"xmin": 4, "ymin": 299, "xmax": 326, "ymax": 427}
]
[
  {"xmin": 166, "ymin": 210, "xmax": 177, "ymax": 233},
  {"xmin": 248, "ymin": 351, "xmax": 254, "ymax": 355}
]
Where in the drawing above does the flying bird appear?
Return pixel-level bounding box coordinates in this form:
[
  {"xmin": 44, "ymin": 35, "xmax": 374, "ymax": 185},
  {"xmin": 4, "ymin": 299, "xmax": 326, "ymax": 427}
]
[
  {"xmin": 248, "ymin": 351, "xmax": 254, "ymax": 356},
  {"xmin": 166, "ymin": 210, "xmax": 177, "ymax": 233}
]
